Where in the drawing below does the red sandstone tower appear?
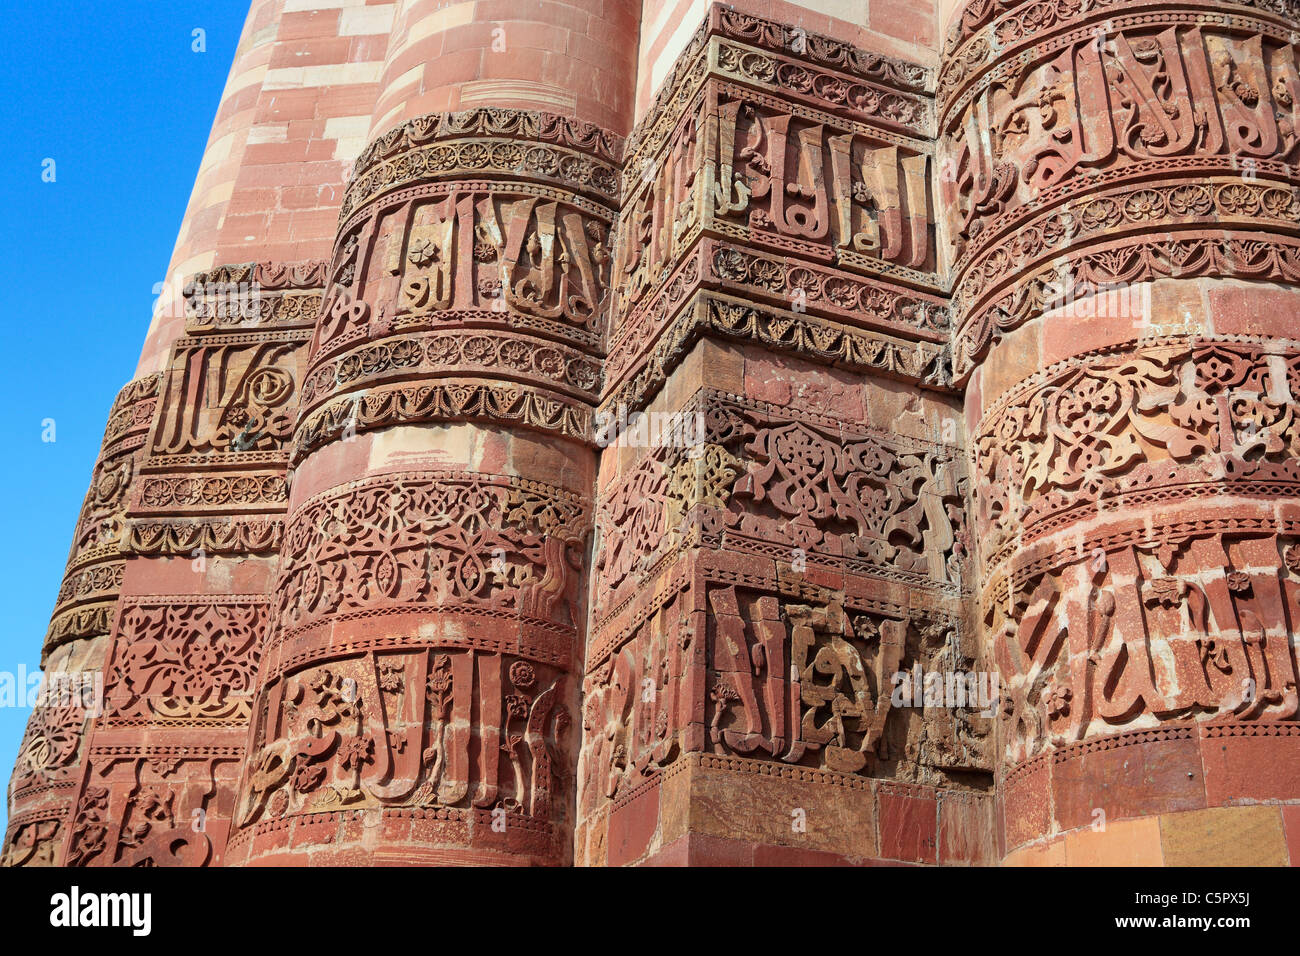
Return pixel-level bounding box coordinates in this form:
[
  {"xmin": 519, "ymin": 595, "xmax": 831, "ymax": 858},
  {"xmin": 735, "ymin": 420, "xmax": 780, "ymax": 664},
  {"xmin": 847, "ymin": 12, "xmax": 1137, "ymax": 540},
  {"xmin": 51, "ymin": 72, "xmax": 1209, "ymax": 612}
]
[{"xmin": 5, "ymin": 0, "xmax": 1299, "ymax": 867}]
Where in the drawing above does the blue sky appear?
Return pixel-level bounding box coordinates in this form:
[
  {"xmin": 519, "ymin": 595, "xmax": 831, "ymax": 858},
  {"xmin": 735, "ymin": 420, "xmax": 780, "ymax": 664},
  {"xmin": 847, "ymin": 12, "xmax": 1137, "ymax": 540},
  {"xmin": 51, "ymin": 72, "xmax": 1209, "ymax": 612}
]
[{"xmin": 0, "ymin": 0, "xmax": 247, "ymax": 836}]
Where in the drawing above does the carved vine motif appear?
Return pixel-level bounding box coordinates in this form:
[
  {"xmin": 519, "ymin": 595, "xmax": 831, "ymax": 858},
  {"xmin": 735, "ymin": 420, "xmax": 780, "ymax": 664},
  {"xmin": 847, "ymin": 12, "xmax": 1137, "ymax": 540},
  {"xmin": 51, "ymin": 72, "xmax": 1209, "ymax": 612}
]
[
  {"xmin": 710, "ymin": 243, "xmax": 952, "ymax": 334},
  {"xmin": 716, "ymin": 8, "xmax": 931, "ymax": 93},
  {"xmin": 346, "ymin": 107, "xmax": 623, "ymax": 212},
  {"xmin": 714, "ymin": 43, "xmax": 931, "ymax": 132},
  {"xmin": 237, "ymin": 649, "xmax": 571, "ymax": 827},
  {"xmin": 184, "ymin": 260, "xmax": 326, "ymax": 333},
  {"xmin": 104, "ymin": 600, "xmax": 266, "ymax": 724},
  {"xmin": 294, "ymin": 379, "xmax": 593, "ymax": 458},
  {"xmin": 300, "ymin": 330, "xmax": 602, "ymax": 415},
  {"xmin": 974, "ymin": 341, "xmax": 1300, "ymax": 573},
  {"xmin": 65, "ymin": 758, "xmax": 226, "ymax": 867},
  {"xmin": 136, "ymin": 472, "xmax": 288, "ymax": 511},
  {"xmin": 12, "ymin": 701, "xmax": 85, "ymax": 787},
  {"xmin": 68, "ymin": 454, "xmax": 133, "ymax": 561},
  {"xmin": 125, "ymin": 517, "xmax": 283, "ymax": 556},
  {"xmin": 953, "ymin": 180, "xmax": 1300, "ymax": 311},
  {"xmin": 594, "ymin": 393, "xmax": 968, "ymax": 596},
  {"xmin": 274, "ymin": 472, "xmax": 588, "ymax": 632},
  {"xmin": 101, "ymin": 373, "xmax": 161, "ymax": 452}
]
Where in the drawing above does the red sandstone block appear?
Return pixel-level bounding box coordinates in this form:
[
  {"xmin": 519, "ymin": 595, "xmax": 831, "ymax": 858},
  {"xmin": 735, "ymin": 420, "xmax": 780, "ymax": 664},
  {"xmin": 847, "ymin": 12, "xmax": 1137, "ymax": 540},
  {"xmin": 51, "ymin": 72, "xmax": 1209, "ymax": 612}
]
[
  {"xmin": 1200, "ymin": 725, "xmax": 1300, "ymax": 805},
  {"xmin": 473, "ymin": 0, "xmax": 549, "ymax": 22},
  {"xmin": 869, "ymin": 0, "xmax": 937, "ymax": 46},
  {"xmin": 606, "ymin": 784, "xmax": 661, "ymax": 866},
  {"xmin": 1002, "ymin": 760, "xmax": 1053, "ymax": 850},
  {"xmin": 383, "ymin": 41, "xmax": 446, "ymax": 87},
  {"xmin": 422, "ymin": 49, "xmax": 487, "ymax": 89},
  {"xmin": 877, "ymin": 788, "xmax": 938, "ymax": 864},
  {"xmin": 937, "ymin": 794, "xmax": 996, "ymax": 865},
  {"xmin": 440, "ymin": 22, "xmax": 498, "ymax": 56},
  {"xmin": 305, "ymin": 138, "xmax": 341, "ymax": 162},
  {"xmin": 314, "ymin": 84, "xmax": 384, "ymax": 119},
  {"xmin": 586, "ymin": 12, "xmax": 635, "ymax": 51},
  {"xmin": 641, "ymin": 833, "xmax": 690, "ymax": 866},
  {"xmin": 1051, "ymin": 731, "xmax": 1206, "ymax": 830},
  {"xmin": 482, "ymin": 47, "xmax": 549, "ymax": 80},
  {"xmin": 235, "ymin": 162, "xmax": 303, "ymax": 188},
  {"xmin": 543, "ymin": 0, "xmax": 599, "ymax": 35},
  {"xmin": 248, "ymin": 851, "xmax": 312, "ymax": 867},
  {"xmin": 226, "ymin": 186, "xmax": 281, "ymax": 216},
  {"xmin": 752, "ymin": 844, "xmax": 856, "ymax": 865},
  {"xmin": 685, "ymin": 832, "xmax": 756, "ymax": 866},
  {"xmin": 1039, "ymin": 307, "xmax": 1147, "ymax": 369},
  {"xmin": 258, "ymin": 88, "xmax": 321, "ymax": 123},
  {"xmin": 505, "ymin": 21, "xmax": 571, "ymax": 53},
  {"xmin": 215, "ymin": 84, "xmax": 265, "ymax": 127},
  {"xmin": 280, "ymin": 184, "xmax": 328, "ymax": 210},
  {"xmin": 277, "ymin": 10, "xmax": 342, "ymax": 42},
  {"xmin": 245, "ymin": 140, "xmax": 314, "ymax": 166},
  {"xmin": 294, "ymin": 159, "xmax": 352, "ymax": 187},
  {"xmin": 1207, "ymin": 284, "xmax": 1300, "ymax": 338},
  {"xmin": 220, "ymin": 211, "xmax": 283, "ymax": 243},
  {"xmin": 270, "ymin": 35, "xmax": 353, "ymax": 69},
  {"xmin": 348, "ymin": 34, "xmax": 389, "ymax": 63}
]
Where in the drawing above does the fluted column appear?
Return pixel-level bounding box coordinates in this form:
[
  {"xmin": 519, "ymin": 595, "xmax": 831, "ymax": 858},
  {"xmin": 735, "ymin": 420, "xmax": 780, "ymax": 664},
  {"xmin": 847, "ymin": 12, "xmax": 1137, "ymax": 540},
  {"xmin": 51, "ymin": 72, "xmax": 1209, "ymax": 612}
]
[
  {"xmin": 6, "ymin": 0, "xmax": 396, "ymax": 868},
  {"xmin": 939, "ymin": 0, "xmax": 1300, "ymax": 864},
  {"xmin": 226, "ymin": 0, "xmax": 638, "ymax": 865}
]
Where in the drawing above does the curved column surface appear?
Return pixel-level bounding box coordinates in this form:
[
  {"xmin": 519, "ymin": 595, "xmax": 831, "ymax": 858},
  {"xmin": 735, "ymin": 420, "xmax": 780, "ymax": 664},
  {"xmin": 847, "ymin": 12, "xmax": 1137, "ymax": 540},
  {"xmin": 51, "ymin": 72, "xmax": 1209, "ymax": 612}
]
[
  {"xmin": 367, "ymin": 0, "xmax": 640, "ymax": 137},
  {"xmin": 227, "ymin": 0, "xmax": 635, "ymax": 861},
  {"xmin": 137, "ymin": 0, "xmax": 397, "ymax": 376},
  {"xmin": 938, "ymin": 0, "xmax": 1300, "ymax": 863}
]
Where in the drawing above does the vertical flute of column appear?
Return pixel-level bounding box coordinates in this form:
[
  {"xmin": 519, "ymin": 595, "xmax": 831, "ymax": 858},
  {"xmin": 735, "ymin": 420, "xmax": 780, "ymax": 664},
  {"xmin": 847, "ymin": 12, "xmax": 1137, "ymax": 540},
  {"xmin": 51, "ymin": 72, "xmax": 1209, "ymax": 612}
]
[
  {"xmin": 227, "ymin": 0, "xmax": 639, "ymax": 865},
  {"xmin": 939, "ymin": 0, "xmax": 1300, "ymax": 863}
]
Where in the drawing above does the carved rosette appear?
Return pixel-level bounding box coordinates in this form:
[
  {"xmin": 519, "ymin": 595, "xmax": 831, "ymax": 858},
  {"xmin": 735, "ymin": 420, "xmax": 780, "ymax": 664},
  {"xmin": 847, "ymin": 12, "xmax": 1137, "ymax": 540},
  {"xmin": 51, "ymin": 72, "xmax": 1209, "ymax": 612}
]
[{"xmin": 942, "ymin": 0, "xmax": 1300, "ymax": 821}]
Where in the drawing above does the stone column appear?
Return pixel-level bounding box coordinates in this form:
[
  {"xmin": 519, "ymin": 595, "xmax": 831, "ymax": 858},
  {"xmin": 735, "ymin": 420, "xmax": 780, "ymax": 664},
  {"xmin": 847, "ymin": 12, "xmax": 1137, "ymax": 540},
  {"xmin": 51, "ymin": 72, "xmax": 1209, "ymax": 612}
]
[
  {"xmin": 939, "ymin": 0, "xmax": 1300, "ymax": 864},
  {"xmin": 226, "ymin": 0, "xmax": 639, "ymax": 865},
  {"xmin": 575, "ymin": 4, "xmax": 997, "ymax": 866},
  {"xmin": 5, "ymin": 0, "xmax": 396, "ymax": 868}
]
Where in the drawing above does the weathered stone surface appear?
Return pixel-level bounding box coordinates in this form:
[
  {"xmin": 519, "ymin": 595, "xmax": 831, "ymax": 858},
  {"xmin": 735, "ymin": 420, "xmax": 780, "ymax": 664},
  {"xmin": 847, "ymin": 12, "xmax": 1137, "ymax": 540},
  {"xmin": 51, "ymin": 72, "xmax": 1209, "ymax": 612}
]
[{"xmin": 5, "ymin": 0, "xmax": 1298, "ymax": 867}]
